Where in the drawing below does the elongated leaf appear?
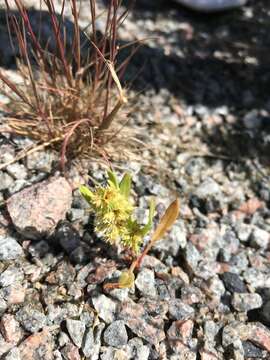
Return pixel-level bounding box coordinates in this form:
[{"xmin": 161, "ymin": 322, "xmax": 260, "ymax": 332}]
[
  {"xmin": 140, "ymin": 198, "xmax": 155, "ymax": 236},
  {"xmin": 79, "ymin": 185, "xmax": 93, "ymax": 203},
  {"xmin": 107, "ymin": 171, "xmax": 119, "ymax": 189},
  {"xmin": 151, "ymin": 199, "xmax": 180, "ymax": 243},
  {"xmin": 118, "ymin": 270, "xmax": 135, "ymax": 288},
  {"xmin": 119, "ymin": 173, "xmax": 131, "ymax": 198}
]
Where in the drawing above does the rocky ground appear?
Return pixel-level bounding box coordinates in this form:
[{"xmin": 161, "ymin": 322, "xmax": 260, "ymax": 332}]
[{"xmin": 0, "ymin": 0, "xmax": 270, "ymax": 359}]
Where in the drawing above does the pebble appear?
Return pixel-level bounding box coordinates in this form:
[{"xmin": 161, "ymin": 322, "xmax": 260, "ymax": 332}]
[
  {"xmin": 4, "ymin": 348, "xmax": 21, "ymax": 360},
  {"xmin": 61, "ymin": 343, "xmax": 80, "ymax": 360},
  {"xmin": 126, "ymin": 337, "xmax": 150, "ymax": 360},
  {"xmin": 53, "ymin": 221, "xmax": 81, "ymax": 254},
  {"xmin": 6, "ymin": 163, "xmax": 28, "ymax": 180},
  {"xmin": 231, "ymin": 293, "xmax": 263, "ymax": 312},
  {"xmin": 2, "ymin": 284, "xmax": 25, "ymax": 305},
  {"xmin": 0, "ymin": 235, "xmax": 23, "ymax": 260},
  {"xmin": 168, "ymin": 299, "xmax": 194, "ymax": 321},
  {"xmin": 69, "ymin": 244, "xmax": 90, "ymax": 264},
  {"xmin": 16, "ymin": 305, "xmax": 47, "ymax": 333},
  {"xmin": 0, "ymin": 314, "xmax": 22, "ymax": 343},
  {"xmin": 242, "ymin": 341, "xmax": 265, "ymax": 358},
  {"xmin": 82, "ymin": 323, "xmax": 104, "ymax": 359},
  {"xmin": 184, "ymin": 242, "xmax": 201, "ymax": 272},
  {"xmin": 0, "ymin": 266, "xmax": 24, "ymax": 287},
  {"xmin": 103, "ymin": 320, "xmax": 128, "ymax": 348},
  {"xmin": 221, "ymin": 272, "xmax": 247, "ymax": 293},
  {"xmin": 66, "ymin": 319, "xmax": 85, "ymax": 348},
  {"xmin": 18, "ymin": 329, "xmax": 53, "ymax": 360},
  {"xmin": 0, "ymin": 171, "xmax": 13, "ymax": 191},
  {"xmin": 92, "ymin": 294, "xmax": 117, "ymax": 323},
  {"xmin": 135, "ymin": 268, "xmax": 157, "ymax": 298},
  {"xmin": 249, "ymin": 227, "xmax": 269, "ymax": 249}
]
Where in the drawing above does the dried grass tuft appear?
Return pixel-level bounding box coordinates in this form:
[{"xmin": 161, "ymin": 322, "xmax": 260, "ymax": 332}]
[{"xmin": 0, "ymin": 0, "xmax": 139, "ymax": 171}]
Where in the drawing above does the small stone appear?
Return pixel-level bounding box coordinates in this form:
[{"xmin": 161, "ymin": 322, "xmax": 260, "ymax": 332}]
[
  {"xmin": 69, "ymin": 244, "xmax": 90, "ymax": 264},
  {"xmin": 16, "ymin": 305, "xmax": 47, "ymax": 333},
  {"xmin": 61, "ymin": 343, "xmax": 80, "ymax": 360},
  {"xmin": 6, "ymin": 163, "xmax": 28, "ymax": 180},
  {"xmin": 207, "ymin": 276, "xmax": 226, "ymax": 298},
  {"xmin": 0, "ymin": 266, "xmax": 24, "ymax": 287},
  {"xmin": 4, "ymin": 348, "xmax": 21, "ymax": 360},
  {"xmin": 103, "ymin": 320, "xmax": 128, "ymax": 348},
  {"xmin": 53, "ymin": 221, "xmax": 81, "ymax": 254},
  {"xmin": 46, "ymin": 261, "xmax": 76, "ymax": 286},
  {"xmin": 154, "ymin": 220, "xmax": 187, "ymax": 256},
  {"xmin": 0, "ymin": 297, "xmax": 7, "ymax": 315},
  {"xmin": 232, "ymin": 293, "xmax": 263, "ymax": 312},
  {"xmin": 82, "ymin": 323, "xmax": 104, "ymax": 359},
  {"xmin": 68, "ymin": 208, "xmax": 85, "ymax": 222},
  {"xmin": 0, "ymin": 314, "xmax": 22, "ymax": 344},
  {"xmin": 0, "ymin": 235, "xmax": 23, "ymax": 260},
  {"xmin": 168, "ymin": 319, "xmax": 194, "ymax": 347},
  {"xmin": 0, "ymin": 172, "xmax": 13, "ymax": 191},
  {"xmin": 92, "ymin": 294, "xmax": 117, "ymax": 323},
  {"xmin": 58, "ymin": 332, "xmax": 70, "ymax": 347},
  {"xmin": 28, "ymin": 240, "xmax": 50, "ymax": 258},
  {"xmin": 235, "ymin": 223, "xmax": 253, "ymax": 243},
  {"xmin": 181, "ymin": 285, "xmax": 204, "ymax": 305},
  {"xmin": 258, "ymin": 300, "xmax": 270, "ymax": 326},
  {"xmin": 27, "ymin": 151, "xmax": 55, "ymax": 172},
  {"xmin": 184, "ymin": 242, "xmax": 201, "ymax": 272},
  {"xmin": 135, "ymin": 268, "xmax": 157, "ymax": 298},
  {"xmin": 221, "ymin": 272, "xmax": 247, "ymax": 293},
  {"xmin": 127, "ymin": 337, "xmax": 150, "ymax": 360},
  {"xmin": 242, "ymin": 341, "xmax": 264, "ymax": 358},
  {"xmin": 7, "ymin": 177, "xmax": 72, "ymax": 240},
  {"xmin": 66, "ymin": 319, "xmax": 85, "ymax": 348},
  {"xmin": 168, "ymin": 299, "xmax": 194, "ymax": 321},
  {"xmin": 250, "ymin": 227, "xmax": 269, "ymax": 249},
  {"xmin": 18, "ymin": 329, "xmax": 53, "ymax": 360},
  {"xmin": 119, "ymin": 300, "xmax": 165, "ymax": 345},
  {"xmin": 2, "ymin": 284, "xmax": 25, "ymax": 305},
  {"xmin": 195, "ymin": 178, "xmax": 221, "ymax": 199}
]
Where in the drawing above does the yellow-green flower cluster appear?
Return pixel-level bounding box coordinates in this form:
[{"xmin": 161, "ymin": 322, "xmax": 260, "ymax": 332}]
[{"xmin": 80, "ymin": 171, "xmax": 154, "ymax": 253}]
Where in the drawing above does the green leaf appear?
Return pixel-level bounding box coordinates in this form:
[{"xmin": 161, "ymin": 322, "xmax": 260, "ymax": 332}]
[
  {"xmin": 79, "ymin": 185, "xmax": 93, "ymax": 203},
  {"xmin": 107, "ymin": 171, "xmax": 119, "ymax": 189},
  {"xmin": 118, "ymin": 270, "xmax": 135, "ymax": 288},
  {"xmin": 119, "ymin": 173, "xmax": 131, "ymax": 198},
  {"xmin": 140, "ymin": 198, "xmax": 155, "ymax": 237}
]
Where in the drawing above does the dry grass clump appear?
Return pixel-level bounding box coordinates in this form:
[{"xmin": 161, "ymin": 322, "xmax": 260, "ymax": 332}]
[{"xmin": 0, "ymin": 0, "xmax": 138, "ymax": 170}]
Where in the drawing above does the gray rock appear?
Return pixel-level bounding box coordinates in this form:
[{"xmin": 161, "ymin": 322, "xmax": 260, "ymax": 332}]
[
  {"xmin": 6, "ymin": 163, "xmax": 27, "ymax": 180},
  {"xmin": 235, "ymin": 223, "xmax": 253, "ymax": 243},
  {"xmin": 154, "ymin": 220, "xmax": 187, "ymax": 256},
  {"xmin": 7, "ymin": 177, "xmax": 72, "ymax": 240},
  {"xmin": 0, "ymin": 171, "xmax": 13, "ymax": 191},
  {"xmin": 92, "ymin": 295, "xmax": 117, "ymax": 323},
  {"xmin": 103, "ymin": 320, "xmax": 128, "ymax": 348},
  {"xmin": 0, "ymin": 266, "xmax": 24, "ymax": 287},
  {"xmin": 127, "ymin": 337, "xmax": 150, "ymax": 360},
  {"xmin": 194, "ymin": 178, "xmax": 221, "ymax": 199},
  {"xmin": 135, "ymin": 268, "xmax": 157, "ymax": 298},
  {"xmin": 0, "ymin": 235, "xmax": 23, "ymax": 260},
  {"xmin": 4, "ymin": 348, "xmax": 21, "ymax": 360},
  {"xmin": 66, "ymin": 319, "xmax": 86, "ymax": 348},
  {"xmin": 231, "ymin": 293, "xmax": 263, "ymax": 312},
  {"xmin": 242, "ymin": 341, "xmax": 265, "ymax": 359},
  {"xmin": 68, "ymin": 208, "xmax": 85, "ymax": 222},
  {"xmin": 250, "ymin": 227, "xmax": 269, "ymax": 249},
  {"xmin": 0, "ymin": 297, "xmax": 7, "ymax": 315},
  {"xmin": 168, "ymin": 299, "xmax": 194, "ymax": 321},
  {"xmin": 28, "ymin": 240, "xmax": 50, "ymax": 258},
  {"xmin": 184, "ymin": 243, "xmax": 201, "ymax": 272},
  {"xmin": 26, "ymin": 151, "xmax": 56, "ymax": 172},
  {"xmin": 82, "ymin": 323, "xmax": 105, "ymax": 359},
  {"xmin": 16, "ymin": 305, "xmax": 47, "ymax": 333},
  {"xmin": 58, "ymin": 331, "xmax": 70, "ymax": 347}
]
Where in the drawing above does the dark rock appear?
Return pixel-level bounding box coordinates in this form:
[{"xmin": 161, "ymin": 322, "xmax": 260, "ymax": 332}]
[
  {"xmin": 242, "ymin": 341, "xmax": 264, "ymax": 358},
  {"xmin": 53, "ymin": 221, "xmax": 81, "ymax": 254},
  {"xmin": 221, "ymin": 272, "xmax": 247, "ymax": 293},
  {"xmin": 69, "ymin": 244, "xmax": 91, "ymax": 264}
]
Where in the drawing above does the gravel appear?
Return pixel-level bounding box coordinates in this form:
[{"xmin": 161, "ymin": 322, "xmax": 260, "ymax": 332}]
[{"xmin": 0, "ymin": 0, "xmax": 269, "ymax": 358}]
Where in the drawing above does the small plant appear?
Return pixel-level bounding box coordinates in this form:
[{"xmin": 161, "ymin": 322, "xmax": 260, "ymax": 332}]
[
  {"xmin": 80, "ymin": 171, "xmax": 155, "ymax": 253},
  {"xmin": 0, "ymin": 0, "xmax": 137, "ymax": 170},
  {"xmin": 80, "ymin": 171, "xmax": 180, "ymax": 289}
]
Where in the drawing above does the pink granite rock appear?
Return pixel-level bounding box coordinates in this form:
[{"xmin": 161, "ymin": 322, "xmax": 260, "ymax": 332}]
[{"xmin": 7, "ymin": 177, "xmax": 72, "ymax": 240}]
